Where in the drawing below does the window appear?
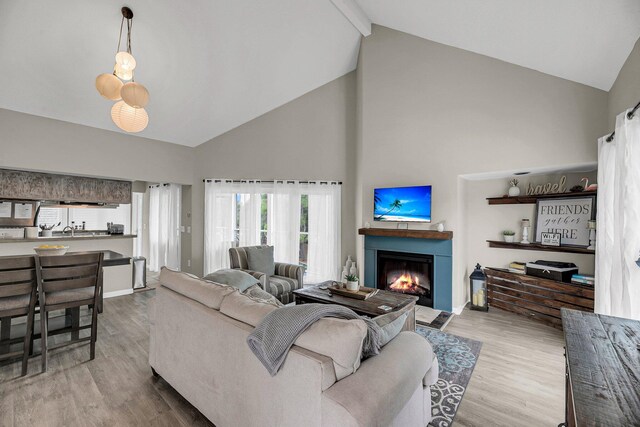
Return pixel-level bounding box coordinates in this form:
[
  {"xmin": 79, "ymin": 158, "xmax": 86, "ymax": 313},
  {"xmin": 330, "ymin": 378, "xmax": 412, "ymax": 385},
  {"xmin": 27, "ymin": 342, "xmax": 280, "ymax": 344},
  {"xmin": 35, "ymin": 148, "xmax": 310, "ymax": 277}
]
[
  {"xmin": 36, "ymin": 205, "xmax": 132, "ymax": 232},
  {"xmin": 204, "ymin": 180, "xmax": 341, "ymax": 281},
  {"xmin": 299, "ymin": 194, "xmax": 308, "ymax": 268}
]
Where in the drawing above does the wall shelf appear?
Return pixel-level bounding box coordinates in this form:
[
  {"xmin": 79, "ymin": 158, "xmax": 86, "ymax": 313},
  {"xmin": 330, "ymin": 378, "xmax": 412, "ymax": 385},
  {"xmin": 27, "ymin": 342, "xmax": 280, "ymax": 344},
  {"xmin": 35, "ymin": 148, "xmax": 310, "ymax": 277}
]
[
  {"xmin": 487, "ymin": 240, "xmax": 595, "ymax": 255},
  {"xmin": 358, "ymin": 228, "xmax": 453, "ymax": 240},
  {"xmin": 486, "ymin": 190, "xmax": 597, "ymax": 205}
]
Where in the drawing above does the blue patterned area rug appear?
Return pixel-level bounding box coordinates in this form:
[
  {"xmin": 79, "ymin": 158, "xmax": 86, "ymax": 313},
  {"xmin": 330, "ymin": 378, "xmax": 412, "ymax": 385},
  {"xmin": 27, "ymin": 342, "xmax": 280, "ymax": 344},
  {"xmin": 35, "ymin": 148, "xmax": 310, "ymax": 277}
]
[{"xmin": 416, "ymin": 327, "xmax": 482, "ymax": 427}]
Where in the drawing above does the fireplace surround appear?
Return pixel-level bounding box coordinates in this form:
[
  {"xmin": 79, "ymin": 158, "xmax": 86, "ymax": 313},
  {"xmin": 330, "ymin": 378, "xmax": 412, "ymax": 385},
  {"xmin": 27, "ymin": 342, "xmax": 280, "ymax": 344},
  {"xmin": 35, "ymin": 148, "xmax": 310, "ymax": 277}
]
[{"xmin": 361, "ymin": 228, "xmax": 453, "ymax": 311}]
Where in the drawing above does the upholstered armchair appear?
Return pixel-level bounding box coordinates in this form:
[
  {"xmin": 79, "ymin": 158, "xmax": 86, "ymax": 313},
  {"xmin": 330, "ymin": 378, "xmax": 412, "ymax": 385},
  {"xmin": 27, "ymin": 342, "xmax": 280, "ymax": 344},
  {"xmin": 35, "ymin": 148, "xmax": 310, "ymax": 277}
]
[{"xmin": 228, "ymin": 246, "xmax": 304, "ymax": 304}]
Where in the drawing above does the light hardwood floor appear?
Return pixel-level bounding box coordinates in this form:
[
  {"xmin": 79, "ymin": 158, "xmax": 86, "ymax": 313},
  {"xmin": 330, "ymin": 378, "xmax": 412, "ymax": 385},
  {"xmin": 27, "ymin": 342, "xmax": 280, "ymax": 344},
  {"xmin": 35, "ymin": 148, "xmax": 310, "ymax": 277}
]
[{"xmin": 0, "ymin": 291, "xmax": 565, "ymax": 427}]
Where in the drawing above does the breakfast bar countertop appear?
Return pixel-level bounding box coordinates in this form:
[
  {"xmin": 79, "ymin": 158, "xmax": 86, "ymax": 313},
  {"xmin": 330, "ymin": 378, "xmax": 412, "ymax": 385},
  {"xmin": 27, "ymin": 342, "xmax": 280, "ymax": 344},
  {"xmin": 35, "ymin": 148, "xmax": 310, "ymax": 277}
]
[{"xmin": 0, "ymin": 234, "xmax": 137, "ymax": 244}]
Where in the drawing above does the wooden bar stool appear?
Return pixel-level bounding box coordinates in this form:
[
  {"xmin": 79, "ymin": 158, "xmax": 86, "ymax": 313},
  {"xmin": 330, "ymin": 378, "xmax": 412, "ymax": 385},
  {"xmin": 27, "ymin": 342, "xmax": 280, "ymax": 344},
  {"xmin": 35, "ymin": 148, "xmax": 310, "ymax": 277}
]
[
  {"xmin": 35, "ymin": 252, "xmax": 103, "ymax": 373},
  {"xmin": 0, "ymin": 256, "xmax": 38, "ymax": 376}
]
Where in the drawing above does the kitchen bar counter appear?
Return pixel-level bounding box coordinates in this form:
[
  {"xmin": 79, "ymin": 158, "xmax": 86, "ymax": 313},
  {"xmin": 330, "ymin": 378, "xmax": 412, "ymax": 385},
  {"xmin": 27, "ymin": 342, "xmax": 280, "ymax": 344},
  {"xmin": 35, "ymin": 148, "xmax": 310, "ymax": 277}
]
[
  {"xmin": 0, "ymin": 234, "xmax": 136, "ymax": 243},
  {"xmin": 0, "ymin": 238, "xmax": 134, "ymax": 297}
]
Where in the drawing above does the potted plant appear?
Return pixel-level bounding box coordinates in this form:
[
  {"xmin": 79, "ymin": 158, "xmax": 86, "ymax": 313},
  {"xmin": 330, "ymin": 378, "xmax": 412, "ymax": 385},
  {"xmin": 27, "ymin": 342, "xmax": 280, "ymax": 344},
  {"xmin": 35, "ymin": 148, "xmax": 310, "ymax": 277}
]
[
  {"xmin": 345, "ymin": 274, "xmax": 359, "ymax": 291},
  {"xmin": 508, "ymin": 178, "xmax": 521, "ymax": 197},
  {"xmin": 503, "ymin": 230, "xmax": 516, "ymax": 243}
]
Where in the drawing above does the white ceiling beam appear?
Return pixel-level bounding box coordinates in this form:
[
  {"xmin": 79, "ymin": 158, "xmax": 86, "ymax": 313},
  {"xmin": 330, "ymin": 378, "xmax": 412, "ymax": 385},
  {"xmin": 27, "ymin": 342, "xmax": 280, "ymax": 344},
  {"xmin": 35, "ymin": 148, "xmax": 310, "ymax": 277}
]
[{"xmin": 330, "ymin": 0, "xmax": 371, "ymax": 37}]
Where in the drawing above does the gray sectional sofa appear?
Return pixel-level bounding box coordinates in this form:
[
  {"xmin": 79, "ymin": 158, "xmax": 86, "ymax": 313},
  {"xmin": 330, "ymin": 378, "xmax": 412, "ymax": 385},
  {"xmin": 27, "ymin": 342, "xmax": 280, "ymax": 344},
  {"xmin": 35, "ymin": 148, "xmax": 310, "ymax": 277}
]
[{"xmin": 149, "ymin": 268, "xmax": 439, "ymax": 426}]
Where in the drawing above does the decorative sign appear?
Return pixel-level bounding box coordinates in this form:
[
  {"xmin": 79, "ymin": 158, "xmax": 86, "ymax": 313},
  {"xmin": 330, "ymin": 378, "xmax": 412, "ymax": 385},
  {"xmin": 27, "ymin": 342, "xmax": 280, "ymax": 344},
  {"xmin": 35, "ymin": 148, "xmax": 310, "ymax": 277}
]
[
  {"xmin": 13, "ymin": 203, "xmax": 33, "ymax": 219},
  {"xmin": 535, "ymin": 197, "xmax": 595, "ymax": 246},
  {"xmin": 0, "ymin": 202, "xmax": 10, "ymax": 218},
  {"xmin": 526, "ymin": 176, "xmax": 567, "ymax": 195},
  {"xmin": 540, "ymin": 232, "xmax": 561, "ymax": 247}
]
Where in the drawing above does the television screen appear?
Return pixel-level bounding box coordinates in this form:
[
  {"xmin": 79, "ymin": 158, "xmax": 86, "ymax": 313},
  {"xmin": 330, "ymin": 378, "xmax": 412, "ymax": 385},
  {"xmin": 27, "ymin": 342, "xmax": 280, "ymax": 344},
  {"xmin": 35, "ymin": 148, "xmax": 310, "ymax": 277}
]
[{"xmin": 374, "ymin": 185, "xmax": 432, "ymax": 223}]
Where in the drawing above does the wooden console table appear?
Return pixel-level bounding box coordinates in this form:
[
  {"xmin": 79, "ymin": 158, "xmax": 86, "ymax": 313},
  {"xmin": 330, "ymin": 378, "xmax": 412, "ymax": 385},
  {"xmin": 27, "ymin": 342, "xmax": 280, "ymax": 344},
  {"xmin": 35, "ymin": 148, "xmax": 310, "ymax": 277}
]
[
  {"xmin": 486, "ymin": 268, "xmax": 593, "ymax": 329},
  {"xmin": 561, "ymin": 309, "xmax": 640, "ymax": 426}
]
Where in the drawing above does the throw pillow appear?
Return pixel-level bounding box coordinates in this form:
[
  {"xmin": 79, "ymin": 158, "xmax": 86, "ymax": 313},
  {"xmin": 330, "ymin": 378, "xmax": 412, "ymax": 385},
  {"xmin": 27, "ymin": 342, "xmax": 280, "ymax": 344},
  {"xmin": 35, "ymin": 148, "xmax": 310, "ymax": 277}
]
[
  {"xmin": 245, "ymin": 246, "xmax": 275, "ymax": 276},
  {"xmin": 374, "ymin": 311, "xmax": 410, "ymax": 347},
  {"xmin": 203, "ymin": 269, "xmax": 259, "ymax": 292},
  {"xmin": 243, "ymin": 284, "xmax": 283, "ymax": 307}
]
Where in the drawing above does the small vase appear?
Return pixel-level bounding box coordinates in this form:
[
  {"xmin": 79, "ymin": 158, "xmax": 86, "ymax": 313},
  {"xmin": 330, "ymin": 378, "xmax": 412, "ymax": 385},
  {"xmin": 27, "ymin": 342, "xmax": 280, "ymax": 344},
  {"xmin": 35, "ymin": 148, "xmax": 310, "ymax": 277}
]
[
  {"xmin": 345, "ymin": 256, "xmax": 352, "ymax": 272},
  {"xmin": 341, "ymin": 267, "xmax": 348, "ymax": 282},
  {"xmin": 504, "ymin": 235, "xmax": 515, "ymax": 243},
  {"xmin": 346, "ymin": 281, "xmax": 359, "ymax": 291},
  {"xmin": 349, "ymin": 262, "xmax": 357, "ymax": 276},
  {"xmin": 508, "ymin": 185, "xmax": 521, "ymax": 197}
]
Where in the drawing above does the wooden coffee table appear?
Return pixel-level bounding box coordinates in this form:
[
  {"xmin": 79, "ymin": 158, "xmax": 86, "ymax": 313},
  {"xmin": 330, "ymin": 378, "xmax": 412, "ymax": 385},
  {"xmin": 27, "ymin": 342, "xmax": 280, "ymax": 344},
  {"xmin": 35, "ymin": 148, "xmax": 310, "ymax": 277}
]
[{"xmin": 293, "ymin": 285, "xmax": 417, "ymax": 331}]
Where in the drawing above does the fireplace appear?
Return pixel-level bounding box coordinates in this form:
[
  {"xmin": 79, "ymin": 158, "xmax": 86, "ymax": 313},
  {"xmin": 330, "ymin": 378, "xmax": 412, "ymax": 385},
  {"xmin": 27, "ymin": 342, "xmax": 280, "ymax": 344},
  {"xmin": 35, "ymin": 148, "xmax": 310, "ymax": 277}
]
[{"xmin": 376, "ymin": 250, "xmax": 434, "ymax": 307}]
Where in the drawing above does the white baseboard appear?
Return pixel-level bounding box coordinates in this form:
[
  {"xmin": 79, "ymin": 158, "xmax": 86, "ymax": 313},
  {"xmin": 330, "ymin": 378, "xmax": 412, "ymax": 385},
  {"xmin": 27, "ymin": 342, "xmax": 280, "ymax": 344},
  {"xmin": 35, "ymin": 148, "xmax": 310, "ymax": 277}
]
[
  {"xmin": 452, "ymin": 303, "xmax": 467, "ymax": 315},
  {"xmin": 104, "ymin": 289, "xmax": 134, "ymax": 299}
]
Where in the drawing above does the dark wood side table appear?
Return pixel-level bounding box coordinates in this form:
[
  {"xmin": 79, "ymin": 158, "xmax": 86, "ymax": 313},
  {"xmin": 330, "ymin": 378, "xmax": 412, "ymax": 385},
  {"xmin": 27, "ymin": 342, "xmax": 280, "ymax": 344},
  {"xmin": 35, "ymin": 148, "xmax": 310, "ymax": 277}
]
[
  {"xmin": 293, "ymin": 285, "xmax": 417, "ymax": 332},
  {"xmin": 561, "ymin": 308, "xmax": 640, "ymax": 426}
]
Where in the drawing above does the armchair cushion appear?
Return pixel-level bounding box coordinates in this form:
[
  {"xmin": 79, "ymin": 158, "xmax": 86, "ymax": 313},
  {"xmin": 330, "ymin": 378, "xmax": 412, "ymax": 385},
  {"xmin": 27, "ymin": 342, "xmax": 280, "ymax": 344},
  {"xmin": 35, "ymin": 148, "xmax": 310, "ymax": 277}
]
[
  {"xmin": 266, "ymin": 276, "xmax": 300, "ymax": 298},
  {"xmin": 203, "ymin": 269, "xmax": 259, "ymax": 292},
  {"xmin": 245, "ymin": 246, "xmax": 275, "ymax": 275}
]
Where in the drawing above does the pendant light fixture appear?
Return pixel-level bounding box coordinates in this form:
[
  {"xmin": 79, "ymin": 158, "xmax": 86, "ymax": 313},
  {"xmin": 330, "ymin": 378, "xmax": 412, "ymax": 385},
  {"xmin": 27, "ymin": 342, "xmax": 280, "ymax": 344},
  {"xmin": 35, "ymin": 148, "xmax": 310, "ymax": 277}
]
[{"xmin": 96, "ymin": 7, "xmax": 150, "ymax": 133}]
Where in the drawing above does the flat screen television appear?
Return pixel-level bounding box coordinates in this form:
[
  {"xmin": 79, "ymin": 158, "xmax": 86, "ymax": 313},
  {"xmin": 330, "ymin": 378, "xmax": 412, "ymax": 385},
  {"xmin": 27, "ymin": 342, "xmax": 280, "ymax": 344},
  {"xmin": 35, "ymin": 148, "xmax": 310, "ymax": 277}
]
[{"xmin": 374, "ymin": 185, "xmax": 432, "ymax": 223}]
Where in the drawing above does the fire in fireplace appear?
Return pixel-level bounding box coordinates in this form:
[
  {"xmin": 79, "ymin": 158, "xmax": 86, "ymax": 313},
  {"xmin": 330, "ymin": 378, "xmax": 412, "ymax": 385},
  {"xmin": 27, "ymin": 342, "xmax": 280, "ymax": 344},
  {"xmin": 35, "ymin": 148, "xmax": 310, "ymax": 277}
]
[
  {"xmin": 389, "ymin": 272, "xmax": 428, "ymax": 295},
  {"xmin": 377, "ymin": 250, "xmax": 434, "ymax": 307}
]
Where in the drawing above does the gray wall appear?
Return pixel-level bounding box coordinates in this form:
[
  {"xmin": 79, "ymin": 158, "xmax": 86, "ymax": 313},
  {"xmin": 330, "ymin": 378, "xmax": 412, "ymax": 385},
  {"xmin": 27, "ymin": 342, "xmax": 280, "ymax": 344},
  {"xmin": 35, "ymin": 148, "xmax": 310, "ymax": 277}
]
[
  {"xmin": 357, "ymin": 26, "xmax": 609, "ymax": 310},
  {"xmin": 0, "ymin": 108, "xmax": 195, "ymax": 185},
  {"xmin": 190, "ymin": 72, "xmax": 357, "ymax": 276},
  {"xmin": 609, "ymin": 37, "xmax": 640, "ymax": 127}
]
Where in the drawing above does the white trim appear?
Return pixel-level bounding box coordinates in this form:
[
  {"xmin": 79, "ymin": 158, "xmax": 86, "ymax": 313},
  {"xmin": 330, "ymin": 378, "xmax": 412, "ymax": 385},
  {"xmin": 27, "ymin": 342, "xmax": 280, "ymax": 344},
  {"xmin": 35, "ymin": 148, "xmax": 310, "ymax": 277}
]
[
  {"xmin": 330, "ymin": 0, "xmax": 371, "ymax": 37},
  {"xmin": 104, "ymin": 289, "xmax": 134, "ymax": 299},
  {"xmin": 453, "ymin": 303, "xmax": 466, "ymax": 315}
]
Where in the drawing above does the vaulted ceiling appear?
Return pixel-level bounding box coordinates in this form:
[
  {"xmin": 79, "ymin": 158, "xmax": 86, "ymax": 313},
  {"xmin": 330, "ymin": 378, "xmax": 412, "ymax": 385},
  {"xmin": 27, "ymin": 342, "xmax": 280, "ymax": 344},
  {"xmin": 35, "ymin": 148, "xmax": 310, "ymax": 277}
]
[{"xmin": 1, "ymin": 1, "xmax": 639, "ymax": 147}]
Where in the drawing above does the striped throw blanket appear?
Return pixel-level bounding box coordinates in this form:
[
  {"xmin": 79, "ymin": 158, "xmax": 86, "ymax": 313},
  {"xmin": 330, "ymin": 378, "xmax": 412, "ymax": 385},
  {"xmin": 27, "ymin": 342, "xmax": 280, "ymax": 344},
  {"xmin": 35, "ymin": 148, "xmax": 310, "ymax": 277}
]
[{"xmin": 247, "ymin": 303, "xmax": 382, "ymax": 376}]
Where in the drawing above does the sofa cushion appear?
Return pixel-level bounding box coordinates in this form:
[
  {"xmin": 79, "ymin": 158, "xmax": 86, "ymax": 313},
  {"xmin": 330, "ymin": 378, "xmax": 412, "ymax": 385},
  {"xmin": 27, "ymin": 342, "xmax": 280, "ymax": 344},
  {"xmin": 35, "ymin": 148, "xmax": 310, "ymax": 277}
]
[
  {"xmin": 375, "ymin": 311, "xmax": 410, "ymax": 347},
  {"xmin": 219, "ymin": 290, "xmax": 280, "ymax": 327},
  {"xmin": 245, "ymin": 246, "xmax": 275, "ymax": 276},
  {"xmin": 295, "ymin": 317, "xmax": 367, "ymax": 381},
  {"xmin": 322, "ymin": 331, "xmax": 433, "ymax": 427},
  {"xmin": 266, "ymin": 275, "xmax": 299, "ymax": 297},
  {"xmin": 203, "ymin": 269, "xmax": 259, "ymax": 292},
  {"xmin": 243, "ymin": 284, "xmax": 283, "ymax": 306},
  {"xmin": 159, "ymin": 267, "xmax": 235, "ymax": 310}
]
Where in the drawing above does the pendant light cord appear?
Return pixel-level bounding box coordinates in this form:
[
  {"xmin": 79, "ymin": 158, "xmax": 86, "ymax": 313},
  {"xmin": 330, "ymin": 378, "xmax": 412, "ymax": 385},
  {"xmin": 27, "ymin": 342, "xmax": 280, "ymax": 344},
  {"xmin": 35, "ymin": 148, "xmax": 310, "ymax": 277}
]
[
  {"xmin": 116, "ymin": 16, "xmax": 124, "ymax": 53},
  {"xmin": 115, "ymin": 15, "xmax": 133, "ymax": 55}
]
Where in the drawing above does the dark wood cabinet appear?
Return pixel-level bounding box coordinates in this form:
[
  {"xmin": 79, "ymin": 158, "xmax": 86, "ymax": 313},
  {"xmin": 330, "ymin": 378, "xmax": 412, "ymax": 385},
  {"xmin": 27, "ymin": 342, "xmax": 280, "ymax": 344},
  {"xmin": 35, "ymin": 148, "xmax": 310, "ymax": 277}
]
[
  {"xmin": 561, "ymin": 309, "xmax": 640, "ymax": 426},
  {"xmin": 486, "ymin": 268, "xmax": 593, "ymax": 329},
  {"xmin": 0, "ymin": 169, "xmax": 131, "ymax": 204}
]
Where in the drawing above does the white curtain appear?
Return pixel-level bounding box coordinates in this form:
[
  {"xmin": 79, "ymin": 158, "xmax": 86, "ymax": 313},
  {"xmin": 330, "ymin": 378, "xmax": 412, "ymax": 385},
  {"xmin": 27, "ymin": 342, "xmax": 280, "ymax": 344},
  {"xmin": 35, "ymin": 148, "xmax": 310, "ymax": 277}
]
[
  {"xmin": 148, "ymin": 184, "xmax": 181, "ymax": 272},
  {"xmin": 268, "ymin": 181, "xmax": 301, "ymax": 264},
  {"xmin": 304, "ymin": 182, "xmax": 341, "ymax": 282},
  {"xmin": 204, "ymin": 180, "xmax": 236, "ymax": 275},
  {"xmin": 238, "ymin": 180, "xmax": 263, "ymax": 247},
  {"xmin": 595, "ymin": 110, "xmax": 640, "ymax": 320}
]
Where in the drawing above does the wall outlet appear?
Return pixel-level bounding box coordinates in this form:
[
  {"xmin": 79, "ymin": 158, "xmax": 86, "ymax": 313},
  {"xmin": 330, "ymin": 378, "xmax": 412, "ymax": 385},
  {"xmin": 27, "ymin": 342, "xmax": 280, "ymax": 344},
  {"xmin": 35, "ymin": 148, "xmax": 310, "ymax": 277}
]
[
  {"xmin": 187, "ymin": 259, "xmax": 191, "ymax": 267},
  {"xmin": 187, "ymin": 226, "xmax": 191, "ymax": 234}
]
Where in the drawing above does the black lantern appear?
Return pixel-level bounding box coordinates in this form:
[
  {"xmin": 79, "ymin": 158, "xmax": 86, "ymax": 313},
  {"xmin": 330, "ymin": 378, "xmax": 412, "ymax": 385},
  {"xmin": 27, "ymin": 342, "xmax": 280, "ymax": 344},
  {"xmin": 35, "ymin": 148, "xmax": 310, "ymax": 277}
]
[{"xmin": 469, "ymin": 263, "xmax": 488, "ymax": 311}]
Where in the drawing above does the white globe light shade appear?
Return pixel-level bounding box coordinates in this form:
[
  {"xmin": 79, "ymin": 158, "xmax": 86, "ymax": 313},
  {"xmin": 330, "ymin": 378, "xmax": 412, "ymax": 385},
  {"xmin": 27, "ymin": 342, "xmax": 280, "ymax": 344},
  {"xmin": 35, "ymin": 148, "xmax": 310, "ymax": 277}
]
[
  {"xmin": 95, "ymin": 73, "xmax": 123, "ymax": 100},
  {"xmin": 120, "ymin": 82, "xmax": 149, "ymax": 108},
  {"xmin": 114, "ymin": 63, "xmax": 133, "ymax": 81},
  {"xmin": 115, "ymin": 51, "xmax": 136, "ymax": 71},
  {"xmin": 111, "ymin": 101, "xmax": 148, "ymax": 133}
]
